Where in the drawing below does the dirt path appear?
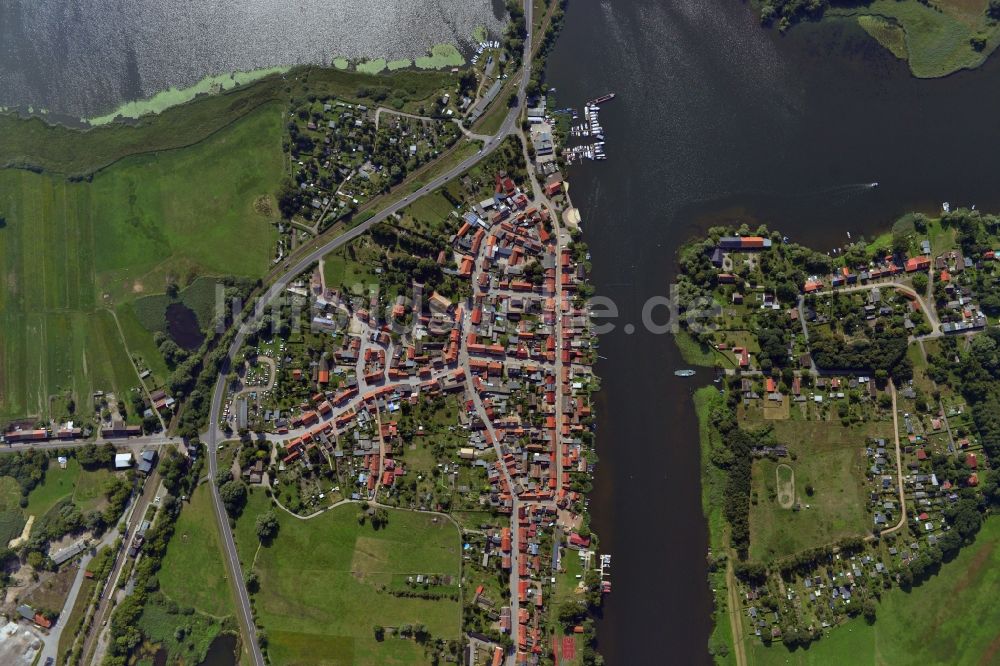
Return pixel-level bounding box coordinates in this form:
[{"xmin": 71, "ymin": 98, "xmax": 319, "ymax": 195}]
[
  {"xmin": 880, "ymin": 381, "xmax": 909, "ymax": 537},
  {"xmin": 725, "ymin": 559, "xmax": 748, "ymax": 666},
  {"xmin": 373, "ymin": 106, "xmax": 433, "ymax": 131},
  {"xmin": 106, "ymin": 307, "xmax": 168, "ymax": 431},
  {"xmin": 373, "ymin": 405, "xmax": 387, "ymax": 500},
  {"xmin": 775, "ymin": 463, "xmax": 796, "ymax": 509},
  {"xmin": 7, "ymin": 515, "xmax": 33, "ymax": 549}
]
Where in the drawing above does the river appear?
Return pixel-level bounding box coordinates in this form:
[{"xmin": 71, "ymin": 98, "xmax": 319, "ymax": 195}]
[{"xmin": 546, "ymin": 1, "xmax": 1000, "ymax": 663}]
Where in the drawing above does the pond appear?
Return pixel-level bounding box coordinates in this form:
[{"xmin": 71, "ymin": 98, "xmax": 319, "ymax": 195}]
[
  {"xmin": 198, "ymin": 633, "xmax": 238, "ymax": 666},
  {"xmin": 165, "ymin": 301, "xmax": 205, "ymax": 351},
  {"xmin": 150, "ymin": 632, "xmax": 237, "ymax": 666}
]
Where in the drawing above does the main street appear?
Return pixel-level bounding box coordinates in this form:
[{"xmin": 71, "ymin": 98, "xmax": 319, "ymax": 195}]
[{"xmin": 203, "ymin": 3, "xmax": 535, "ymax": 664}]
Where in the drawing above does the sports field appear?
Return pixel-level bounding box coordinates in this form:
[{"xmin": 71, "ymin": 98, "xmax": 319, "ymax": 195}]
[
  {"xmin": 0, "ymin": 102, "xmax": 284, "ymax": 420},
  {"xmin": 748, "ymin": 420, "xmax": 884, "ymax": 562},
  {"xmin": 237, "ymin": 495, "xmax": 462, "ymax": 665},
  {"xmin": 747, "ymin": 516, "xmax": 1000, "ymax": 665}
]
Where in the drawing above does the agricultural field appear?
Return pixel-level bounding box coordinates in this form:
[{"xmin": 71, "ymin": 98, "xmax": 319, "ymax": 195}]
[
  {"xmin": 158, "ymin": 483, "xmax": 237, "ymax": 618},
  {"xmin": 0, "ymin": 102, "xmax": 284, "ymax": 421},
  {"xmin": 746, "ymin": 516, "xmax": 1000, "ymax": 666},
  {"xmin": 747, "ymin": 420, "xmax": 886, "ymax": 562},
  {"xmin": 835, "ymin": 0, "xmax": 1000, "ymax": 78},
  {"xmin": 236, "ymin": 495, "xmax": 462, "ymax": 665}
]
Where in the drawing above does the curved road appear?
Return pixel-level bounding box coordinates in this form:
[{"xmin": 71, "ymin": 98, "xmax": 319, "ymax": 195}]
[{"xmin": 204, "ymin": 5, "xmax": 534, "ymax": 663}]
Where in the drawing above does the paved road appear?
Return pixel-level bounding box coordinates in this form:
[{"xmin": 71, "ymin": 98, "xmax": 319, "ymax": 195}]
[{"xmin": 202, "ymin": 4, "xmax": 535, "ymax": 663}]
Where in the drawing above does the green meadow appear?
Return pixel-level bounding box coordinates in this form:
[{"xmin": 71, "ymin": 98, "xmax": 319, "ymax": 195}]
[
  {"xmin": 746, "ymin": 516, "xmax": 1000, "ymax": 665},
  {"xmin": 235, "ymin": 492, "xmax": 462, "ymax": 665},
  {"xmin": 0, "ymin": 102, "xmax": 284, "ymax": 420},
  {"xmin": 158, "ymin": 483, "xmax": 237, "ymax": 618}
]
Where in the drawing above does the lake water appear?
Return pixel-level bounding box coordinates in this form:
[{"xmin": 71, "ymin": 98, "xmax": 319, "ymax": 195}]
[
  {"xmin": 546, "ymin": 0, "xmax": 1000, "ymax": 663},
  {"xmin": 0, "ymin": 0, "xmax": 505, "ymax": 120}
]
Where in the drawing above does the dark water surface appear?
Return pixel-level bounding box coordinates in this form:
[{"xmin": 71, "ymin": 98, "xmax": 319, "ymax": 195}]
[
  {"xmin": 166, "ymin": 302, "xmax": 205, "ymax": 351},
  {"xmin": 198, "ymin": 633, "xmax": 238, "ymax": 666},
  {"xmin": 0, "ymin": 0, "xmax": 504, "ymax": 119},
  {"xmin": 547, "ymin": 1, "xmax": 1000, "ymax": 663}
]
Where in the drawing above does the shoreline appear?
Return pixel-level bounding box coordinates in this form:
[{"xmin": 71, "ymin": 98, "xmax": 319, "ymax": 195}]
[{"xmin": 5, "ymin": 41, "xmax": 481, "ymax": 131}]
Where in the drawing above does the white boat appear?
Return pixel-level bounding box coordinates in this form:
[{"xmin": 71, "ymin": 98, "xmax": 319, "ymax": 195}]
[
  {"xmin": 942, "ymin": 201, "xmax": 951, "ymax": 213},
  {"xmin": 674, "ymin": 369, "xmax": 696, "ymax": 377}
]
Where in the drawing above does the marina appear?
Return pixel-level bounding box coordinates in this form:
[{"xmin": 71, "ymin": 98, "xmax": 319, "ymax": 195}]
[
  {"xmin": 469, "ymin": 40, "xmax": 500, "ymax": 65},
  {"xmin": 564, "ymin": 93, "xmax": 614, "ymax": 164}
]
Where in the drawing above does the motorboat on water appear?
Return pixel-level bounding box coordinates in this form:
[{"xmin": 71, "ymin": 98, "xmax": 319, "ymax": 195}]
[{"xmin": 674, "ymin": 369, "xmax": 696, "ymax": 377}]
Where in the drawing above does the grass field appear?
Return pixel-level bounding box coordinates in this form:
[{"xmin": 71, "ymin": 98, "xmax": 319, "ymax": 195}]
[
  {"xmin": 833, "ymin": 0, "xmax": 1000, "ymax": 78},
  {"xmin": 26, "ymin": 459, "xmax": 84, "ymax": 518},
  {"xmin": 71, "ymin": 464, "xmax": 112, "ymax": 513},
  {"xmin": 748, "ymin": 420, "xmax": 883, "ymax": 562},
  {"xmin": 746, "ymin": 516, "xmax": 1000, "ymax": 665},
  {"xmin": 323, "ymin": 241, "xmax": 381, "ymax": 294},
  {"xmin": 0, "ymin": 102, "xmax": 284, "ymax": 420},
  {"xmin": 237, "ymin": 495, "xmax": 461, "ymax": 665},
  {"xmin": 0, "ymin": 510, "xmax": 25, "ymax": 547},
  {"xmin": 474, "ymin": 95, "xmax": 512, "ymax": 136},
  {"xmin": 158, "ymin": 483, "xmax": 237, "ymax": 618},
  {"xmin": 0, "ymin": 476, "xmax": 26, "ymax": 545},
  {"xmin": 401, "ymin": 189, "xmax": 460, "ymax": 236}
]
